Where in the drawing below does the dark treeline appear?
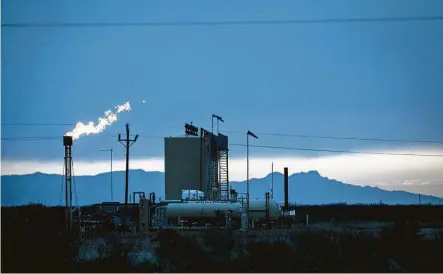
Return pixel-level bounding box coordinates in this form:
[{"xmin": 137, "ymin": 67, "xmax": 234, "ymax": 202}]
[
  {"xmin": 294, "ymin": 204, "xmax": 443, "ymax": 224},
  {"xmin": 4, "ymin": 203, "xmax": 443, "ymax": 222}
]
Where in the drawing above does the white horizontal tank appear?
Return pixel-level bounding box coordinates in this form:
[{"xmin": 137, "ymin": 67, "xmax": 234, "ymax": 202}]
[
  {"xmin": 165, "ymin": 201, "xmax": 243, "ymax": 219},
  {"xmin": 163, "ymin": 199, "xmax": 282, "ymax": 222},
  {"xmin": 248, "ymin": 199, "xmax": 281, "ymax": 221}
]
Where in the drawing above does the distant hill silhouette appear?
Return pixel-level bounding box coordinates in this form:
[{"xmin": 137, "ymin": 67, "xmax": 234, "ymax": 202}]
[{"xmin": 1, "ymin": 170, "xmax": 442, "ymax": 206}]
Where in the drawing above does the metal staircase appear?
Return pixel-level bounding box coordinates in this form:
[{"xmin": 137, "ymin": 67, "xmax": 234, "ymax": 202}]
[
  {"xmin": 219, "ymin": 150, "xmax": 229, "ymax": 200},
  {"xmin": 204, "ymin": 129, "xmax": 229, "ymax": 201},
  {"xmin": 208, "ymin": 143, "xmax": 219, "ymax": 200}
]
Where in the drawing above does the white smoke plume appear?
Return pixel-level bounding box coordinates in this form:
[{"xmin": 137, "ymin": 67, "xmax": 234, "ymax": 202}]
[
  {"xmin": 115, "ymin": 101, "xmax": 131, "ymax": 113},
  {"xmin": 65, "ymin": 101, "xmax": 132, "ymax": 140}
]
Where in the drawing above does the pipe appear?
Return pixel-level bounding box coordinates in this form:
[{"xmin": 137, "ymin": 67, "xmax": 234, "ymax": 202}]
[
  {"xmin": 284, "ymin": 167, "xmax": 289, "ymax": 211},
  {"xmin": 158, "ymin": 200, "xmax": 184, "ymax": 205}
]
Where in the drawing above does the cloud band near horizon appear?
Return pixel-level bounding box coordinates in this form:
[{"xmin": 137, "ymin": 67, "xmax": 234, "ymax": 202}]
[{"xmin": 2, "ymin": 148, "xmax": 443, "ymax": 197}]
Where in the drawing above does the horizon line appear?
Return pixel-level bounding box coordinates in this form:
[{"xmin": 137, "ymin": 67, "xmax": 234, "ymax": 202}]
[{"xmin": 3, "ymin": 169, "xmax": 443, "ymax": 199}]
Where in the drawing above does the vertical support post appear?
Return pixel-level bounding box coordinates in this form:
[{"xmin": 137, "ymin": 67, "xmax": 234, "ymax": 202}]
[
  {"xmin": 208, "ymin": 132, "xmax": 212, "ymax": 199},
  {"xmin": 217, "ymin": 119, "xmax": 221, "ymax": 199},
  {"xmin": 246, "ymin": 134, "xmax": 249, "ymax": 228},
  {"xmin": 119, "ymin": 124, "xmax": 138, "ymax": 207},
  {"xmin": 147, "ymin": 199, "xmax": 152, "ymax": 230},
  {"xmin": 226, "ymin": 151, "xmax": 229, "ymax": 200},
  {"xmin": 246, "ymin": 130, "xmax": 258, "ymax": 230},
  {"xmin": 271, "ymin": 162, "xmax": 274, "ymax": 200},
  {"xmin": 125, "ymin": 124, "xmax": 130, "ymax": 206},
  {"xmin": 210, "ymin": 117, "xmax": 214, "ymax": 200},
  {"xmin": 65, "ymin": 147, "xmax": 68, "ymax": 231},
  {"xmin": 284, "ymin": 167, "xmax": 289, "ymax": 211}
]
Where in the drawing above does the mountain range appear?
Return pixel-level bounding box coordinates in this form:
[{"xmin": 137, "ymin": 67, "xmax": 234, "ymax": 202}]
[{"xmin": 1, "ymin": 170, "xmax": 442, "ymax": 206}]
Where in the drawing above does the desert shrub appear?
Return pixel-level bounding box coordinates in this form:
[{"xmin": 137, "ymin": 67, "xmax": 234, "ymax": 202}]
[{"xmin": 154, "ymin": 231, "xmax": 214, "ymax": 272}]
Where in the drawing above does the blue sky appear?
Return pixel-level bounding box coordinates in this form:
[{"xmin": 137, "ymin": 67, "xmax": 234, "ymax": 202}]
[{"xmin": 2, "ymin": 0, "xmax": 443, "ymax": 195}]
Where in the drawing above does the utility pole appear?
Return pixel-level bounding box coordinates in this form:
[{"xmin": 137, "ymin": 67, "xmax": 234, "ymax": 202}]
[
  {"xmin": 119, "ymin": 123, "xmax": 138, "ymax": 207},
  {"xmin": 246, "ymin": 130, "xmax": 258, "ymax": 229}
]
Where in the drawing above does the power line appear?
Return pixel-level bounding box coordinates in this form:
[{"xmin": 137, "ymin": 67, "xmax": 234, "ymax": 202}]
[
  {"xmin": 4, "ymin": 121, "xmax": 442, "ymax": 144},
  {"xmin": 3, "ymin": 130, "xmax": 443, "ymax": 146},
  {"xmin": 1, "ymin": 123, "xmax": 75, "ymax": 127},
  {"xmin": 3, "ymin": 124, "xmax": 443, "ymax": 144},
  {"xmin": 2, "ymin": 15, "xmax": 443, "ymax": 28},
  {"xmin": 1, "ymin": 123, "xmax": 179, "ymax": 128},
  {"xmin": 2, "ymin": 134, "xmax": 442, "ymax": 157},
  {"xmin": 1, "ymin": 137, "xmax": 60, "ymax": 141},
  {"xmin": 0, "ymin": 134, "xmax": 165, "ymax": 141},
  {"xmin": 229, "ymin": 143, "xmax": 443, "ymax": 157},
  {"xmin": 105, "ymin": 133, "xmax": 165, "ymax": 139},
  {"xmin": 222, "ymin": 130, "xmax": 443, "ymax": 144}
]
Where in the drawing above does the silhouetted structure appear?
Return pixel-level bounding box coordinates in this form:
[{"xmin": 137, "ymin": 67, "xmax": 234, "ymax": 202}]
[
  {"xmin": 118, "ymin": 124, "xmax": 138, "ymax": 206},
  {"xmin": 63, "ymin": 136, "xmax": 73, "ymax": 231},
  {"xmin": 284, "ymin": 167, "xmax": 289, "ymax": 211}
]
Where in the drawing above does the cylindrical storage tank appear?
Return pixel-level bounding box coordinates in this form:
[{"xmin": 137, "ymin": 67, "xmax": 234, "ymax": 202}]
[
  {"xmin": 165, "ymin": 202, "xmax": 243, "ymax": 220},
  {"xmin": 159, "ymin": 200, "xmax": 183, "ymax": 205},
  {"xmin": 248, "ymin": 199, "xmax": 281, "ymax": 221}
]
